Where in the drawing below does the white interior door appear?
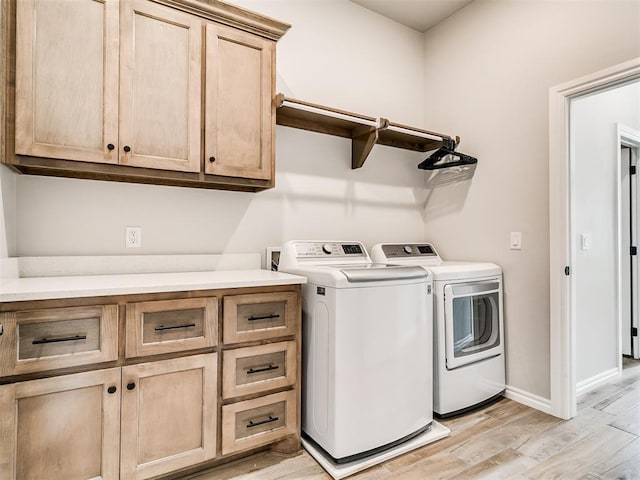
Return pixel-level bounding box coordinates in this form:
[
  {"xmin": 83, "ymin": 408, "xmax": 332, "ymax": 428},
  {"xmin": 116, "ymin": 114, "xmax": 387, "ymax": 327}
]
[
  {"xmin": 622, "ymin": 145, "xmax": 634, "ymax": 357},
  {"xmin": 629, "ymin": 145, "xmax": 640, "ymax": 359}
]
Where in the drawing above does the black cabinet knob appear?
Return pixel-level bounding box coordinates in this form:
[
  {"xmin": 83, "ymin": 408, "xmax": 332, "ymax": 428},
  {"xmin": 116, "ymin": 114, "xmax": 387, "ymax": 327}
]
[
  {"xmin": 127, "ymin": 382, "xmax": 136, "ymax": 391},
  {"xmin": 107, "ymin": 143, "xmax": 115, "ymax": 151},
  {"xmin": 107, "ymin": 386, "xmax": 117, "ymax": 394},
  {"xmin": 209, "ymin": 156, "xmax": 216, "ymax": 163},
  {"xmin": 123, "ymin": 145, "xmax": 131, "ymax": 153}
]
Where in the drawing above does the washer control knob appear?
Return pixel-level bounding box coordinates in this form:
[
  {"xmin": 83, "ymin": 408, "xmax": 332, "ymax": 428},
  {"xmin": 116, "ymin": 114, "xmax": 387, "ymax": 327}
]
[
  {"xmin": 403, "ymin": 245, "xmax": 413, "ymax": 254},
  {"xmin": 322, "ymin": 244, "xmax": 332, "ymax": 254}
]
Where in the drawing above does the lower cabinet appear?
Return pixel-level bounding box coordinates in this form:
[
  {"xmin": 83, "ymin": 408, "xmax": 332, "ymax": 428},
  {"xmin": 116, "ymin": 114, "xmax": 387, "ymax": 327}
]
[
  {"xmin": 0, "ymin": 286, "xmax": 300, "ymax": 480},
  {"xmin": 0, "ymin": 355, "xmax": 217, "ymax": 480},
  {"xmin": 120, "ymin": 354, "xmax": 217, "ymax": 480},
  {"xmin": 0, "ymin": 368, "xmax": 122, "ymax": 480}
]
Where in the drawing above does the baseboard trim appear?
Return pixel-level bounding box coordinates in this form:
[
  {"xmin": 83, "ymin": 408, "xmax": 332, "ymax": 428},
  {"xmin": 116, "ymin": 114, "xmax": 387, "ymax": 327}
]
[
  {"xmin": 504, "ymin": 385, "xmax": 553, "ymax": 415},
  {"xmin": 576, "ymin": 367, "xmax": 620, "ymax": 396}
]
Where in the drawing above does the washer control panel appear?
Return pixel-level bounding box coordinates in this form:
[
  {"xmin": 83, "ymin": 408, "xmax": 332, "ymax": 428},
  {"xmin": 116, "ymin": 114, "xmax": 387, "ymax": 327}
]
[
  {"xmin": 294, "ymin": 241, "xmax": 366, "ymax": 258},
  {"xmin": 380, "ymin": 243, "xmax": 438, "ymax": 258}
]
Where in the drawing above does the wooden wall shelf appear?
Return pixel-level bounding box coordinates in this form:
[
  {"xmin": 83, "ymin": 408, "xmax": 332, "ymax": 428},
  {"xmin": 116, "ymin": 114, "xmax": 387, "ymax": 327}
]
[{"xmin": 275, "ymin": 94, "xmax": 458, "ymax": 169}]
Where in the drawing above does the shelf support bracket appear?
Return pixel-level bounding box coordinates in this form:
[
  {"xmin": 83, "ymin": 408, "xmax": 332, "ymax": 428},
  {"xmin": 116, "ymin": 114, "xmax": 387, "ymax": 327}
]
[{"xmin": 352, "ymin": 125, "xmax": 378, "ymax": 169}]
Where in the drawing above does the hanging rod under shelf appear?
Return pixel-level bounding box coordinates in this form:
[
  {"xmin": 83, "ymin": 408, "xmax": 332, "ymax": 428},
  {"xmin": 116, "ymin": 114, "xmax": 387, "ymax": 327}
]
[{"xmin": 274, "ymin": 94, "xmax": 459, "ymax": 169}]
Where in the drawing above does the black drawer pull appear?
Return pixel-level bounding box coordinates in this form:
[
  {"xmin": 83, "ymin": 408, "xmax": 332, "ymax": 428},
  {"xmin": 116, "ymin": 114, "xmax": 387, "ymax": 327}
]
[
  {"xmin": 247, "ymin": 415, "xmax": 279, "ymax": 429},
  {"xmin": 247, "ymin": 365, "xmax": 280, "ymax": 375},
  {"xmin": 154, "ymin": 323, "xmax": 196, "ymax": 332},
  {"xmin": 247, "ymin": 314, "xmax": 280, "ymax": 322},
  {"xmin": 32, "ymin": 335, "xmax": 87, "ymax": 345}
]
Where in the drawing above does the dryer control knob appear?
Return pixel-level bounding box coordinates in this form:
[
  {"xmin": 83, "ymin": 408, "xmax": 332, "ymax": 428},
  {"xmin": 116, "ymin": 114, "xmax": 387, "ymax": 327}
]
[
  {"xmin": 403, "ymin": 245, "xmax": 413, "ymax": 254},
  {"xmin": 322, "ymin": 244, "xmax": 332, "ymax": 254}
]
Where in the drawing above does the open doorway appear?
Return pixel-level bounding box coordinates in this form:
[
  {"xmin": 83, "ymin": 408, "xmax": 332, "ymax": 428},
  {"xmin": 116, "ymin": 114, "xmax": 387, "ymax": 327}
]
[{"xmin": 549, "ymin": 58, "xmax": 640, "ymax": 420}]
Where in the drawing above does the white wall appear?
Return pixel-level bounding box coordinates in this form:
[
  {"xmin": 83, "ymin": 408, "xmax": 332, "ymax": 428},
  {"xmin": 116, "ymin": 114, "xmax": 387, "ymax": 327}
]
[
  {"xmin": 572, "ymin": 82, "xmax": 640, "ymax": 384},
  {"xmin": 8, "ymin": 0, "xmax": 429, "ymax": 261},
  {"xmin": 420, "ymin": 0, "xmax": 640, "ymax": 399}
]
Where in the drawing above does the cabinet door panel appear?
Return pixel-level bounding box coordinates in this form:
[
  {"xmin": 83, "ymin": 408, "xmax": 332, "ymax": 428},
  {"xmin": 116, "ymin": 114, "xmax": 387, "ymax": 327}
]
[
  {"xmin": 15, "ymin": 0, "xmax": 119, "ymax": 163},
  {"xmin": 119, "ymin": 0, "xmax": 201, "ymax": 172},
  {"xmin": 120, "ymin": 354, "xmax": 217, "ymax": 480},
  {"xmin": 0, "ymin": 368, "xmax": 121, "ymax": 480},
  {"xmin": 205, "ymin": 24, "xmax": 274, "ymax": 180}
]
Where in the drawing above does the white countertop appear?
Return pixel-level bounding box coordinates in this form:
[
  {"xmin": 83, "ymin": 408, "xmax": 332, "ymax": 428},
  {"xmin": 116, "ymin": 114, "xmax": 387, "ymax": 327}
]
[{"xmin": 0, "ymin": 269, "xmax": 307, "ymax": 302}]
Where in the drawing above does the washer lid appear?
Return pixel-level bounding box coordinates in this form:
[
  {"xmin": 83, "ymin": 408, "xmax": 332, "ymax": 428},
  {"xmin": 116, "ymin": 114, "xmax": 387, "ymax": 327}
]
[{"xmin": 336, "ymin": 264, "xmax": 428, "ymax": 283}]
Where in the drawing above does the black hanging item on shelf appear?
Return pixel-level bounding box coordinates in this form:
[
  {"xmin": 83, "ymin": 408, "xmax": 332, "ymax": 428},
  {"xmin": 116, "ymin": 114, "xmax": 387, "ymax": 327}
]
[{"xmin": 417, "ymin": 137, "xmax": 477, "ymax": 170}]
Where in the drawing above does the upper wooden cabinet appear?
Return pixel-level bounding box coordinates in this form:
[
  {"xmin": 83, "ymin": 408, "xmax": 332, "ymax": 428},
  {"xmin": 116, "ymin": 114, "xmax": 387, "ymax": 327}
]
[
  {"xmin": 6, "ymin": 0, "xmax": 289, "ymax": 191},
  {"xmin": 14, "ymin": 0, "xmax": 119, "ymax": 164},
  {"xmin": 205, "ymin": 24, "xmax": 274, "ymax": 180},
  {"xmin": 119, "ymin": 0, "xmax": 202, "ymax": 172}
]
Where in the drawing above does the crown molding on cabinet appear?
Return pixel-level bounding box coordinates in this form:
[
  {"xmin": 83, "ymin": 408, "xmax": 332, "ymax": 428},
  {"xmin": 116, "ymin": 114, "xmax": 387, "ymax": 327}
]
[{"xmin": 155, "ymin": 0, "xmax": 291, "ymax": 41}]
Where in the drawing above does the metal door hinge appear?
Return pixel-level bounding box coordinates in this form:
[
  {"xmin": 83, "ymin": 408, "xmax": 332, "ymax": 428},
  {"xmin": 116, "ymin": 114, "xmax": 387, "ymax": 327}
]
[
  {"xmin": 633, "ymin": 327, "xmax": 638, "ymax": 337},
  {"xmin": 631, "ymin": 165, "xmax": 637, "ymax": 175},
  {"xmin": 632, "ymin": 246, "xmax": 637, "ymax": 256},
  {"xmin": 564, "ymin": 266, "xmax": 570, "ymax": 276}
]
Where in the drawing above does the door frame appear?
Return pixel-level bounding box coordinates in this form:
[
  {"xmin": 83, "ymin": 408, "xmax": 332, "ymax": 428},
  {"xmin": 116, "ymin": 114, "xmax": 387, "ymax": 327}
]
[
  {"xmin": 620, "ymin": 125, "xmax": 640, "ymax": 360},
  {"xmin": 549, "ymin": 57, "xmax": 640, "ymax": 419}
]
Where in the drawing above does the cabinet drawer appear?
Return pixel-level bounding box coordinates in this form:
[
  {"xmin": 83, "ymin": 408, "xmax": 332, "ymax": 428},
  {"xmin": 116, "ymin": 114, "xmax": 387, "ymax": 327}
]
[
  {"xmin": 126, "ymin": 298, "xmax": 217, "ymax": 358},
  {"xmin": 221, "ymin": 390, "xmax": 297, "ymax": 455},
  {"xmin": 0, "ymin": 305, "xmax": 118, "ymax": 377},
  {"xmin": 223, "ymin": 341, "xmax": 296, "ymax": 399},
  {"xmin": 223, "ymin": 292, "xmax": 298, "ymax": 344}
]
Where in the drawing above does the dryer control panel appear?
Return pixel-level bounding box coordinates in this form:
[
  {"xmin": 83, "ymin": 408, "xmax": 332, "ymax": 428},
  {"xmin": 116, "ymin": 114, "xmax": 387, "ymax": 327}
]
[{"xmin": 379, "ymin": 244, "xmax": 438, "ymax": 258}]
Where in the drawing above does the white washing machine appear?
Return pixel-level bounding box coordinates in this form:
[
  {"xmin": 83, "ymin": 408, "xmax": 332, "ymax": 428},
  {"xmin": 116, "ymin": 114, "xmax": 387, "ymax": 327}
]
[
  {"xmin": 371, "ymin": 243, "xmax": 505, "ymax": 418},
  {"xmin": 279, "ymin": 241, "xmax": 449, "ymax": 477}
]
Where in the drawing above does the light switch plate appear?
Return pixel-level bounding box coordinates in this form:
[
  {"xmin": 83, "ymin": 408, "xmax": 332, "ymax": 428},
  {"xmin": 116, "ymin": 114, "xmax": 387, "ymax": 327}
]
[{"xmin": 510, "ymin": 231, "xmax": 522, "ymax": 250}]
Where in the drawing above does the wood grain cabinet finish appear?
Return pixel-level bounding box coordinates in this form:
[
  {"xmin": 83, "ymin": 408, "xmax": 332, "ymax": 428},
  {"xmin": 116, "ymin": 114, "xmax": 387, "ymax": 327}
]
[
  {"xmin": 119, "ymin": 0, "xmax": 202, "ymax": 172},
  {"xmin": 8, "ymin": 0, "xmax": 290, "ymax": 191},
  {"xmin": 223, "ymin": 292, "xmax": 298, "ymax": 344},
  {"xmin": 125, "ymin": 297, "xmax": 217, "ymax": 358},
  {"xmin": 0, "ymin": 368, "xmax": 122, "ymax": 480},
  {"xmin": 120, "ymin": 354, "xmax": 217, "ymax": 480},
  {"xmin": 221, "ymin": 390, "xmax": 297, "ymax": 455},
  {"xmin": 204, "ymin": 23, "xmax": 274, "ymax": 181},
  {"xmin": 222, "ymin": 341, "xmax": 296, "ymax": 399},
  {"xmin": 0, "ymin": 285, "xmax": 300, "ymax": 479},
  {"xmin": 14, "ymin": 0, "xmax": 120, "ymax": 164},
  {"xmin": 0, "ymin": 305, "xmax": 118, "ymax": 376}
]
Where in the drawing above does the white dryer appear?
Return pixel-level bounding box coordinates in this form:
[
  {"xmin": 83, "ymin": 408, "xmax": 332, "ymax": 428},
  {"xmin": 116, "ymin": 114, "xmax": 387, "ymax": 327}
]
[
  {"xmin": 371, "ymin": 243, "xmax": 505, "ymax": 417},
  {"xmin": 278, "ymin": 241, "xmax": 436, "ymax": 467}
]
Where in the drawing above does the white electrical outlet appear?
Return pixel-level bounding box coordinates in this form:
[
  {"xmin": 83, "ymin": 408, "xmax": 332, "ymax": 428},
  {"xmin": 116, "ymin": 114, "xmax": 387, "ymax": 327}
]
[{"xmin": 126, "ymin": 226, "xmax": 142, "ymax": 248}]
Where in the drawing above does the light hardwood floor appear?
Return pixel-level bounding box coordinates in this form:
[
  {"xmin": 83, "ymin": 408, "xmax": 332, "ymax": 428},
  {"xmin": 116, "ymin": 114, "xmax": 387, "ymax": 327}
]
[{"xmin": 187, "ymin": 359, "xmax": 640, "ymax": 480}]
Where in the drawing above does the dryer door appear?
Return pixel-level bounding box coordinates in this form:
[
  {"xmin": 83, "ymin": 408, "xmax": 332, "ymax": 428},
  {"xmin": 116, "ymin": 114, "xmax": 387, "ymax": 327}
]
[{"xmin": 444, "ymin": 279, "xmax": 503, "ymax": 370}]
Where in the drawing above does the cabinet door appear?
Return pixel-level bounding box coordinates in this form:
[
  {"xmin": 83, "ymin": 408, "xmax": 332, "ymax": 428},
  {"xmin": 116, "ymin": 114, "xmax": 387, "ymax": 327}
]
[
  {"xmin": 205, "ymin": 23, "xmax": 274, "ymax": 180},
  {"xmin": 0, "ymin": 368, "xmax": 121, "ymax": 480},
  {"xmin": 119, "ymin": 0, "xmax": 201, "ymax": 172},
  {"xmin": 15, "ymin": 0, "xmax": 119, "ymax": 164},
  {"xmin": 120, "ymin": 354, "xmax": 217, "ymax": 480}
]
